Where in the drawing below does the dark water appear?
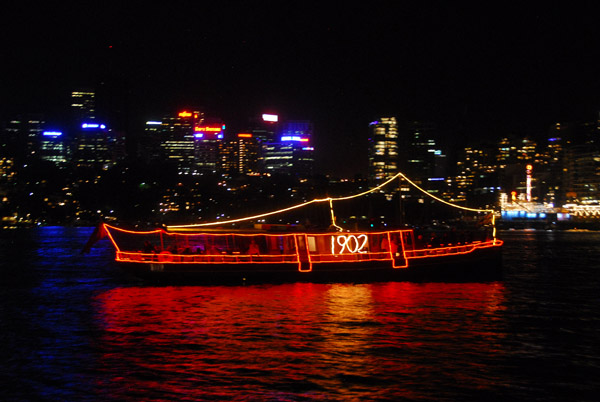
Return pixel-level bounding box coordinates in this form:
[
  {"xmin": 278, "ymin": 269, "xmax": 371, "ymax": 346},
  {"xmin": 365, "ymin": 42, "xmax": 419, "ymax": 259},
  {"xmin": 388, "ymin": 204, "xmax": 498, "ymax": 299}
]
[{"xmin": 1, "ymin": 227, "xmax": 599, "ymax": 401}]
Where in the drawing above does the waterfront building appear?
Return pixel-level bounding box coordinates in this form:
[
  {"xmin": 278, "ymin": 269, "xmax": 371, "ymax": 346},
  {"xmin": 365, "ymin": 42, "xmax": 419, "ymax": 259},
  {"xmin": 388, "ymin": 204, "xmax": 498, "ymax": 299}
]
[{"xmin": 564, "ymin": 143, "xmax": 600, "ymax": 203}]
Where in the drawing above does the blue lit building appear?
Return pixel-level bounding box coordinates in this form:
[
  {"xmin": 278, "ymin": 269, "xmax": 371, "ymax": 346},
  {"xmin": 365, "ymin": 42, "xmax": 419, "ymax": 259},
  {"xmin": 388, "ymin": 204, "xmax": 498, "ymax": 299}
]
[
  {"xmin": 40, "ymin": 131, "xmax": 68, "ymax": 166},
  {"xmin": 72, "ymin": 122, "xmax": 124, "ymax": 169},
  {"xmin": 262, "ymin": 120, "xmax": 315, "ymax": 177}
]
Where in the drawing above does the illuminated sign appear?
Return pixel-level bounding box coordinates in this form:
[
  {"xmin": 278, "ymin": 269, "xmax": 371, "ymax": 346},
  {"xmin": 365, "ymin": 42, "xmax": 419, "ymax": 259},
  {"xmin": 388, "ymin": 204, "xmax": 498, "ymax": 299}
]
[
  {"xmin": 195, "ymin": 134, "xmax": 224, "ymax": 139},
  {"xmin": 262, "ymin": 114, "xmax": 278, "ymax": 122},
  {"xmin": 238, "ymin": 133, "xmax": 252, "ymax": 138},
  {"xmin": 146, "ymin": 121, "xmax": 162, "ymax": 125},
  {"xmin": 194, "ymin": 125, "xmax": 224, "ymax": 140},
  {"xmin": 178, "ymin": 111, "xmax": 193, "ymax": 118},
  {"xmin": 526, "ymin": 164, "xmax": 532, "ymax": 202},
  {"xmin": 194, "ymin": 126, "xmax": 222, "ymax": 132},
  {"xmin": 331, "ymin": 234, "xmax": 368, "ymax": 255},
  {"xmin": 43, "ymin": 131, "xmax": 63, "ymax": 137},
  {"xmin": 281, "ymin": 136, "xmax": 309, "ymax": 142},
  {"xmin": 82, "ymin": 123, "xmax": 106, "ymax": 130}
]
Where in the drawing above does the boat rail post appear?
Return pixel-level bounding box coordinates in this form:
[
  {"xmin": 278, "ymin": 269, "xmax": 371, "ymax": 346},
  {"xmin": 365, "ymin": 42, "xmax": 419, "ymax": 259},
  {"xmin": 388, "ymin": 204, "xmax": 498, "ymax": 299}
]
[{"xmin": 294, "ymin": 233, "xmax": 312, "ymax": 272}]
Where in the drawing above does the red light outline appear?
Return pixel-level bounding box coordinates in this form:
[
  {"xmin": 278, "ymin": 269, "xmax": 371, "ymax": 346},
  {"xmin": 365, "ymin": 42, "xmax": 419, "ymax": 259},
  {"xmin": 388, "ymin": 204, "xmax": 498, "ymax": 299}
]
[{"xmin": 103, "ymin": 224, "xmax": 501, "ymax": 273}]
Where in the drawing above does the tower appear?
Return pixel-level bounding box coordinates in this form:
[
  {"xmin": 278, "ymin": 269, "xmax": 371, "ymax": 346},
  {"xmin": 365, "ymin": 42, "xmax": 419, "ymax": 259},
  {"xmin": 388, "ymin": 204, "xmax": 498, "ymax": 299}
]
[
  {"xmin": 262, "ymin": 120, "xmax": 315, "ymax": 178},
  {"xmin": 70, "ymin": 90, "xmax": 96, "ymax": 122},
  {"xmin": 368, "ymin": 117, "xmax": 398, "ymax": 185}
]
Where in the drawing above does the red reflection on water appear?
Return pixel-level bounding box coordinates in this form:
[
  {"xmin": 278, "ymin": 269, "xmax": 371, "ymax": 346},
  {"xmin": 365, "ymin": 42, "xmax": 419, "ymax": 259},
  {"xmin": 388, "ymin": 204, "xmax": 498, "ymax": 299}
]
[{"xmin": 94, "ymin": 281, "xmax": 506, "ymax": 400}]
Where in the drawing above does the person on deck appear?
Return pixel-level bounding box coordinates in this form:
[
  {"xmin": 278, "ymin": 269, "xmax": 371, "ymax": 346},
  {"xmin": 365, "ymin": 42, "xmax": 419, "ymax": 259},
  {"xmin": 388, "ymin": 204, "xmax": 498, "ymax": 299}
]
[{"xmin": 247, "ymin": 240, "xmax": 260, "ymax": 256}]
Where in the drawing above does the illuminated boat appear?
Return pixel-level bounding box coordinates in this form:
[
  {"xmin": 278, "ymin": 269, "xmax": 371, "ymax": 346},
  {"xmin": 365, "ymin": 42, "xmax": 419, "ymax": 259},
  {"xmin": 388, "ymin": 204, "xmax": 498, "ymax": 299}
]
[{"xmin": 90, "ymin": 173, "xmax": 503, "ymax": 283}]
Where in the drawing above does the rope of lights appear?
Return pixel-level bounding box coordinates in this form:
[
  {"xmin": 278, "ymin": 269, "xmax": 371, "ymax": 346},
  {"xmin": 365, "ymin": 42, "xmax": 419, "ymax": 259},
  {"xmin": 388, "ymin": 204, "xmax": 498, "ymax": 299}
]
[
  {"xmin": 167, "ymin": 173, "xmax": 403, "ymax": 230},
  {"xmin": 395, "ymin": 173, "xmax": 494, "ymax": 214},
  {"xmin": 167, "ymin": 172, "xmax": 494, "ymax": 230}
]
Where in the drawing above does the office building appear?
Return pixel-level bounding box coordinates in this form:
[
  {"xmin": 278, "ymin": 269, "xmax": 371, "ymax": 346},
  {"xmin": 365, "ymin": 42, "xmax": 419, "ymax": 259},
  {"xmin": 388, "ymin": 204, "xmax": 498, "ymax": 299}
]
[
  {"xmin": 71, "ymin": 90, "xmax": 97, "ymax": 122},
  {"xmin": 404, "ymin": 121, "xmax": 445, "ymax": 184},
  {"xmin": 71, "ymin": 122, "xmax": 122, "ymax": 169},
  {"xmin": 1, "ymin": 115, "xmax": 46, "ymax": 162},
  {"xmin": 219, "ymin": 133, "xmax": 261, "ymax": 175},
  {"xmin": 39, "ymin": 131, "xmax": 68, "ymax": 165},
  {"xmin": 263, "ymin": 120, "xmax": 315, "ymax": 177},
  {"xmin": 368, "ymin": 117, "xmax": 398, "ymax": 185}
]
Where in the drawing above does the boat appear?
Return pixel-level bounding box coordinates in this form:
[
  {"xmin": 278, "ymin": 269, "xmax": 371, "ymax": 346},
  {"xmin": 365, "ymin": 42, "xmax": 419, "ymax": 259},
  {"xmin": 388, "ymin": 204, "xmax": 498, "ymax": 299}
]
[{"xmin": 87, "ymin": 173, "xmax": 503, "ymax": 283}]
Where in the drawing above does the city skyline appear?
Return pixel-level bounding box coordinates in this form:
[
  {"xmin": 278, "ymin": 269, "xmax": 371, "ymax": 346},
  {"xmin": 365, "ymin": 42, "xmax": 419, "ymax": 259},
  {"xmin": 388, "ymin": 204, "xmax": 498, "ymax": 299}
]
[{"xmin": 2, "ymin": 3, "xmax": 600, "ymax": 176}]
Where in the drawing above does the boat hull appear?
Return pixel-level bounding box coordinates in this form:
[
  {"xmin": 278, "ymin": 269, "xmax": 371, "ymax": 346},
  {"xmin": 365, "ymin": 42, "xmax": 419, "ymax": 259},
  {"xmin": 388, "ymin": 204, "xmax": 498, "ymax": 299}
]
[{"xmin": 117, "ymin": 244, "xmax": 503, "ymax": 284}]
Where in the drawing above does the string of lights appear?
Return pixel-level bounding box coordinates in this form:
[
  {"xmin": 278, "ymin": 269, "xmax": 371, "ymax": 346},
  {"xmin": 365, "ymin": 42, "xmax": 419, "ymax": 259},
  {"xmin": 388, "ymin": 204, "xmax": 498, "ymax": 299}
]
[{"xmin": 167, "ymin": 172, "xmax": 495, "ymax": 231}]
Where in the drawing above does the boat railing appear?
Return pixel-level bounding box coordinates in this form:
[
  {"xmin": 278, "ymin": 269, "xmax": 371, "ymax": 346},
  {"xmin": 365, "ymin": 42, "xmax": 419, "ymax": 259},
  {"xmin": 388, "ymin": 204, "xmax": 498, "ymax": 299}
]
[
  {"xmin": 116, "ymin": 251, "xmax": 299, "ymax": 264},
  {"xmin": 111, "ymin": 232, "xmax": 502, "ymax": 266},
  {"xmin": 405, "ymin": 239, "xmax": 500, "ymax": 259},
  {"xmin": 309, "ymin": 251, "xmax": 392, "ymax": 263}
]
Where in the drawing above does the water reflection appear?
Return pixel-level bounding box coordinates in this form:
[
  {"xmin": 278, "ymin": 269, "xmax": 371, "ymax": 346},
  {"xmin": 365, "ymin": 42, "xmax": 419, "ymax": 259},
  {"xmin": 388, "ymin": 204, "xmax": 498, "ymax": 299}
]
[
  {"xmin": 4, "ymin": 228, "xmax": 600, "ymax": 401},
  {"xmin": 94, "ymin": 282, "xmax": 507, "ymax": 400}
]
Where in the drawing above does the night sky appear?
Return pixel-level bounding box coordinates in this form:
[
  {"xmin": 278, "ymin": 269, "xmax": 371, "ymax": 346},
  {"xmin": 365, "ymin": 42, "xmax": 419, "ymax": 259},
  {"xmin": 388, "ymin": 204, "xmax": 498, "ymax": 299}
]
[{"xmin": 2, "ymin": 3, "xmax": 600, "ymax": 176}]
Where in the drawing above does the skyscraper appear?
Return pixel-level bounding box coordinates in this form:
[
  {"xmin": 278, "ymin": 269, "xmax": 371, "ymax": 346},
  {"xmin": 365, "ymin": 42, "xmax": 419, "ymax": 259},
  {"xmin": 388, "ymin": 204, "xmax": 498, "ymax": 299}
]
[
  {"xmin": 2, "ymin": 115, "xmax": 45, "ymax": 163},
  {"xmin": 140, "ymin": 111, "xmax": 230, "ymax": 174},
  {"xmin": 39, "ymin": 131, "xmax": 68, "ymax": 165},
  {"xmin": 71, "ymin": 122, "xmax": 121, "ymax": 169},
  {"xmin": 368, "ymin": 117, "xmax": 398, "ymax": 185},
  {"xmin": 404, "ymin": 121, "xmax": 445, "ymax": 184},
  {"xmin": 71, "ymin": 90, "xmax": 96, "ymax": 122},
  {"xmin": 263, "ymin": 120, "xmax": 315, "ymax": 177},
  {"xmin": 140, "ymin": 111, "xmax": 201, "ymax": 174}
]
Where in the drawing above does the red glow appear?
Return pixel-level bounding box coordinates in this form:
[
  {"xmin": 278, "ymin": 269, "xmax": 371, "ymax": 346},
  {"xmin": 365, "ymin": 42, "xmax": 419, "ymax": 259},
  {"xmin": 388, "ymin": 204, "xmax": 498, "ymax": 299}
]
[
  {"xmin": 94, "ymin": 281, "xmax": 506, "ymax": 400},
  {"xmin": 103, "ymin": 224, "xmax": 501, "ymax": 273},
  {"xmin": 194, "ymin": 126, "xmax": 222, "ymax": 132}
]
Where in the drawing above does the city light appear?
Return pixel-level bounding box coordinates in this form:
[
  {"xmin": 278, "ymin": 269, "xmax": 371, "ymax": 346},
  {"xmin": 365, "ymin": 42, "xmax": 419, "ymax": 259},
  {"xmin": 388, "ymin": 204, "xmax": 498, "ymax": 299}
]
[
  {"xmin": 194, "ymin": 126, "xmax": 222, "ymax": 132},
  {"xmin": 81, "ymin": 123, "xmax": 106, "ymax": 129},
  {"xmin": 178, "ymin": 111, "xmax": 193, "ymax": 118},
  {"xmin": 262, "ymin": 114, "xmax": 278, "ymax": 122},
  {"xmin": 43, "ymin": 131, "xmax": 63, "ymax": 137},
  {"xmin": 281, "ymin": 136, "xmax": 309, "ymax": 142}
]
